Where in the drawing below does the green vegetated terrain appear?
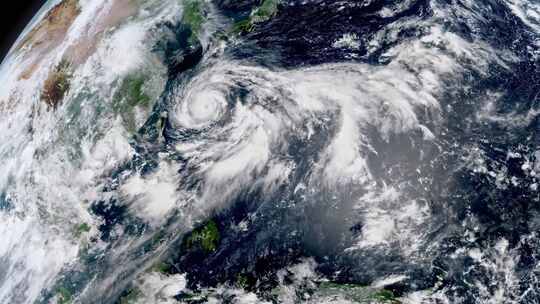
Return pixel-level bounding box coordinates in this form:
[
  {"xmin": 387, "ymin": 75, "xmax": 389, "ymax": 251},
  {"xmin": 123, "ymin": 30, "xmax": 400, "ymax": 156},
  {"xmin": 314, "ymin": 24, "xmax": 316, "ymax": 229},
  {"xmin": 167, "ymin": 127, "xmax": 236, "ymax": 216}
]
[
  {"xmin": 232, "ymin": 0, "xmax": 280, "ymax": 34},
  {"xmin": 73, "ymin": 222, "xmax": 91, "ymax": 238},
  {"xmin": 56, "ymin": 286, "xmax": 72, "ymax": 304},
  {"xmin": 112, "ymin": 73, "xmax": 152, "ymax": 133},
  {"xmin": 315, "ymin": 282, "xmax": 402, "ymax": 303},
  {"xmin": 184, "ymin": 219, "xmax": 221, "ymax": 253},
  {"xmin": 118, "ymin": 287, "xmax": 142, "ymax": 304},
  {"xmin": 183, "ymin": 0, "xmax": 206, "ymax": 43}
]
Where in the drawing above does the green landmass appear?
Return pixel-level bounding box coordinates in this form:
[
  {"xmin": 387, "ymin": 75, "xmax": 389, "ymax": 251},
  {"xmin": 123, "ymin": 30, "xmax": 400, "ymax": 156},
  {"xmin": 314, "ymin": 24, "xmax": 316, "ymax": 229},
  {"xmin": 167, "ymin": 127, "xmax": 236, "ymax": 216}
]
[
  {"xmin": 184, "ymin": 220, "xmax": 221, "ymax": 253},
  {"xmin": 73, "ymin": 222, "xmax": 91, "ymax": 238},
  {"xmin": 232, "ymin": 0, "xmax": 280, "ymax": 34},
  {"xmin": 183, "ymin": 0, "xmax": 206, "ymax": 43},
  {"xmin": 119, "ymin": 288, "xmax": 142, "ymax": 304},
  {"xmin": 56, "ymin": 286, "xmax": 72, "ymax": 304},
  {"xmin": 113, "ymin": 74, "xmax": 152, "ymax": 132}
]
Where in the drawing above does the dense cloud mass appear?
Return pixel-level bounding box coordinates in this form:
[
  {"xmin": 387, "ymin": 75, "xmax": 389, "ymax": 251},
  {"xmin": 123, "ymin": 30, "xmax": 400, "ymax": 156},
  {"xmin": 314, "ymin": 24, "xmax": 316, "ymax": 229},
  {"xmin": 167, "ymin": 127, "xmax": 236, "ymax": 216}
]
[{"xmin": 0, "ymin": 0, "xmax": 539, "ymax": 303}]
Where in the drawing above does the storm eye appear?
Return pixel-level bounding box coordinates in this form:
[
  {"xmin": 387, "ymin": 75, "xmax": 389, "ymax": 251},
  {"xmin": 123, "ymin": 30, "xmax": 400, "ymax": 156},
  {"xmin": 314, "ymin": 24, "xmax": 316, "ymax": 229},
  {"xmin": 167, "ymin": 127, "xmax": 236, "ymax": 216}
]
[
  {"xmin": 187, "ymin": 90, "xmax": 227, "ymax": 124},
  {"xmin": 173, "ymin": 85, "xmax": 230, "ymax": 129}
]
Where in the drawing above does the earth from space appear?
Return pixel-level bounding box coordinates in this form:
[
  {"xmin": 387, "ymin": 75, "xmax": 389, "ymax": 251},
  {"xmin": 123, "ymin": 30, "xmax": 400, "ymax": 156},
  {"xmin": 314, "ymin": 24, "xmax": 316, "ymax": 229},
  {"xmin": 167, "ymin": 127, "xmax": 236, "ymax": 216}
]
[{"xmin": 0, "ymin": 0, "xmax": 539, "ymax": 303}]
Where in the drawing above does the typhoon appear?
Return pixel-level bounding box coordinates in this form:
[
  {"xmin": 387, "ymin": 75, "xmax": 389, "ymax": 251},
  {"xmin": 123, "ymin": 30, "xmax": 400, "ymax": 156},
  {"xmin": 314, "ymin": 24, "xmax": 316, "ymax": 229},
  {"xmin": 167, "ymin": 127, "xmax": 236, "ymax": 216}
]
[{"xmin": 0, "ymin": 0, "xmax": 539, "ymax": 303}]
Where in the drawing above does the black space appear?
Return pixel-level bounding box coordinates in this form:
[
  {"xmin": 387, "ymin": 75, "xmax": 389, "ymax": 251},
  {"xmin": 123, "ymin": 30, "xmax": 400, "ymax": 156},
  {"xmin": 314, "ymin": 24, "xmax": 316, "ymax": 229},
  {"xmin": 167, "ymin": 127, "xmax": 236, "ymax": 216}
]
[{"xmin": 0, "ymin": 0, "xmax": 46, "ymax": 62}]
